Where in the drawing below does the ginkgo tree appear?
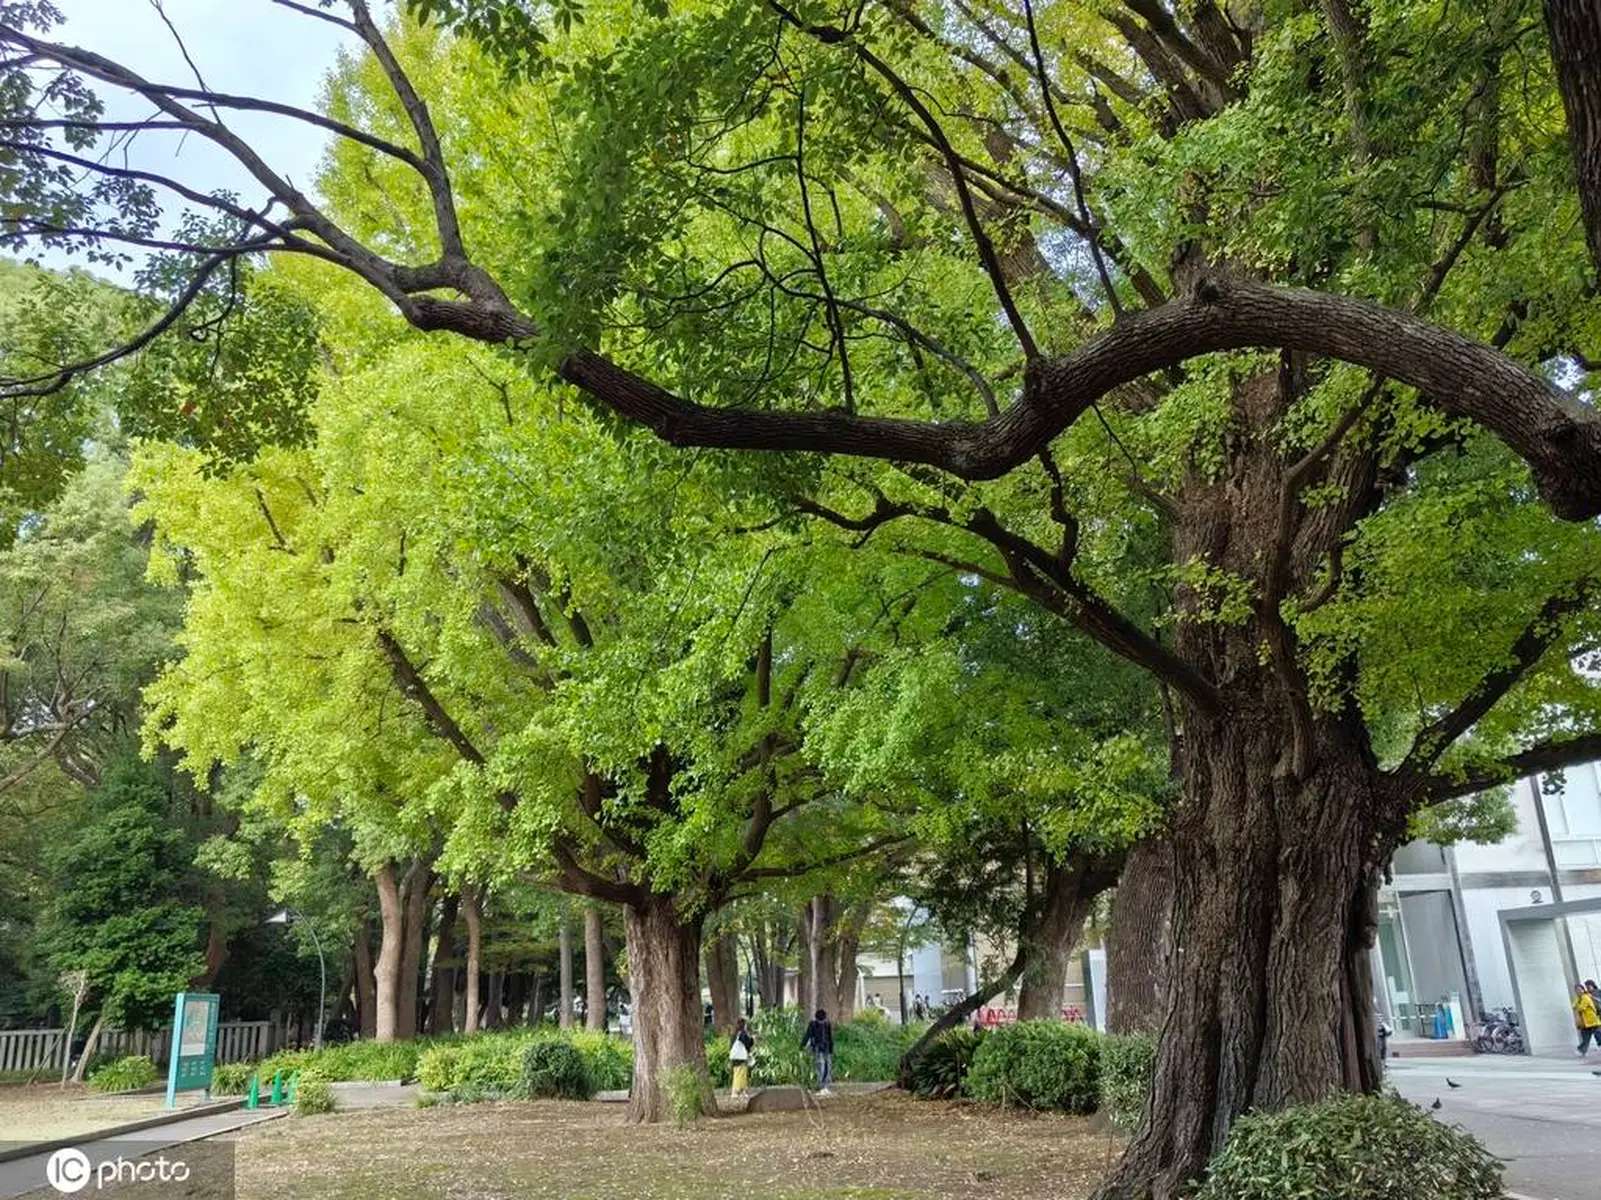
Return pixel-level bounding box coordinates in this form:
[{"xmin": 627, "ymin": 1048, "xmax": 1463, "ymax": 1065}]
[{"xmin": 6, "ymin": 1, "xmax": 1601, "ymax": 1194}]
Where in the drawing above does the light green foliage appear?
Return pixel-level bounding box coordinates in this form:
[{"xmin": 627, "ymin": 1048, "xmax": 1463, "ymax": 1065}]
[
  {"xmin": 209, "ymin": 1062, "xmax": 253, "ymax": 1096},
  {"xmin": 291, "ymin": 1075, "xmax": 336, "ymax": 1116},
  {"xmin": 85, "ymin": 1055, "xmax": 158, "ymax": 1094},
  {"xmin": 1099, "ymin": 1033, "xmax": 1158, "ymax": 1132},
  {"xmin": 1194, "ymin": 1093, "xmax": 1502, "ymax": 1200},
  {"xmin": 661, "ymin": 1064, "xmax": 706, "ymax": 1128},
  {"xmin": 964, "ymin": 1021, "xmax": 1102, "ymax": 1114}
]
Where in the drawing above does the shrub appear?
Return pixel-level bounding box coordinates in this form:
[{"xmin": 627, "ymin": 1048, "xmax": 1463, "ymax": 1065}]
[
  {"xmin": 965, "ymin": 1021, "xmax": 1101, "ymax": 1113},
  {"xmin": 662, "ymin": 1064, "xmax": 707, "ymax": 1127},
  {"xmin": 416, "ymin": 1046, "xmax": 455, "ymax": 1093},
  {"xmin": 569, "ymin": 1030, "xmax": 632, "ymax": 1091},
  {"xmin": 749, "ymin": 1008, "xmax": 810, "ymax": 1087},
  {"xmin": 905, "ymin": 1027, "xmax": 985, "ymax": 1099},
  {"xmin": 518, "ymin": 1040, "xmax": 593, "ymax": 1100},
  {"xmin": 1194, "ymin": 1093, "xmax": 1503, "ymax": 1200},
  {"xmin": 832, "ymin": 1018, "xmax": 907, "ymax": 1083},
  {"xmin": 291, "ymin": 1075, "xmax": 335, "ymax": 1116},
  {"xmin": 86, "ymin": 1055, "xmax": 159, "ymax": 1094},
  {"xmin": 312, "ymin": 1039, "xmax": 422, "ymax": 1083},
  {"xmin": 1100, "ymin": 1033, "xmax": 1157, "ymax": 1131},
  {"xmin": 210, "ymin": 1062, "xmax": 254, "ymax": 1096}
]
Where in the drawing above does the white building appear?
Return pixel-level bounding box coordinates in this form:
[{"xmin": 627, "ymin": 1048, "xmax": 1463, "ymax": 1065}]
[{"xmin": 1380, "ymin": 758, "xmax": 1601, "ymax": 1053}]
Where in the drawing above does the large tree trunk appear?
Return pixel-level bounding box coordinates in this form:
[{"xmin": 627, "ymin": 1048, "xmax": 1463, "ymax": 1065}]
[
  {"xmin": 353, "ymin": 923, "xmax": 377, "ymax": 1040},
  {"xmin": 832, "ymin": 903, "xmax": 870, "ymax": 1023},
  {"xmin": 1105, "ymin": 839, "xmax": 1176, "ymax": 1033},
  {"xmin": 427, "ymin": 894, "xmax": 459, "ymax": 1035},
  {"xmin": 704, "ymin": 931, "xmax": 741, "ymax": 1034},
  {"xmin": 1017, "ymin": 859, "xmax": 1097, "ymax": 1021},
  {"xmin": 463, "ymin": 885, "xmax": 482, "ymax": 1035},
  {"xmin": 397, "ymin": 859, "xmax": 433, "ymax": 1038},
  {"xmin": 1544, "ymin": 0, "xmax": 1601, "ymax": 274},
  {"xmin": 373, "ymin": 863, "xmax": 405, "ymax": 1043},
  {"xmin": 801, "ymin": 895, "xmax": 847, "ymax": 1017},
  {"xmin": 559, "ymin": 915, "xmax": 575, "ymax": 1030},
  {"xmin": 1093, "ymin": 715, "xmax": 1394, "ymax": 1200},
  {"xmin": 624, "ymin": 894, "xmax": 715, "ymax": 1123},
  {"xmin": 484, "ymin": 971, "xmax": 504, "ymax": 1030},
  {"xmin": 585, "ymin": 907, "xmax": 607, "ymax": 1031}
]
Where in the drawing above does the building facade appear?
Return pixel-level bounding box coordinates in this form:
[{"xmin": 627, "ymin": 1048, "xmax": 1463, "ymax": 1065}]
[{"xmin": 1378, "ymin": 758, "xmax": 1601, "ymax": 1053}]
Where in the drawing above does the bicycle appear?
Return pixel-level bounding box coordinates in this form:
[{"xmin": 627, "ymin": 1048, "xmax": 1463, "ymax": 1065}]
[{"xmin": 1473, "ymin": 1007, "xmax": 1525, "ymax": 1054}]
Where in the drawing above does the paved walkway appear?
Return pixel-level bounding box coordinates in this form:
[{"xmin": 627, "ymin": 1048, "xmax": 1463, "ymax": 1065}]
[
  {"xmin": 1389, "ymin": 1057, "xmax": 1601, "ymax": 1198},
  {"xmin": 0, "ymin": 1108, "xmax": 283, "ymax": 1199}
]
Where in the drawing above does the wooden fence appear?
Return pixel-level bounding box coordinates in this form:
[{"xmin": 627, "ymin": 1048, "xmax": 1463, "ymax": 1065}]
[{"xmin": 0, "ymin": 1020, "xmax": 272, "ymax": 1073}]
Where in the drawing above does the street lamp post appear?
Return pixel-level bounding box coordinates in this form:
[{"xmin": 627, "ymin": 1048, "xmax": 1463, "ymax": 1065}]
[{"xmin": 266, "ymin": 908, "xmax": 326, "ymax": 1052}]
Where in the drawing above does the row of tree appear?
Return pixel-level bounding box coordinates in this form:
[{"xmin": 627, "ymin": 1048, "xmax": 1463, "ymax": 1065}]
[{"xmin": 2, "ymin": 2, "xmax": 1599, "ymax": 1196}]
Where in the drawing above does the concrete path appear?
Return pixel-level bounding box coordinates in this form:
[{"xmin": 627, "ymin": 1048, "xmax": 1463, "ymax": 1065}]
[{"xmin": 1389, "ymin": 1057, "xmax": 1601, "ymax": 1199}]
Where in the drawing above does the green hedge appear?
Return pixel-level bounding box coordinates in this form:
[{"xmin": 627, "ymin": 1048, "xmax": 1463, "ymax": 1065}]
[
  {"xmin": 86, "ymin": 1055, "xmax": 159, "ymax": 1094},
  {"xmin": 905, "ymin": 1027, "xmax": 985, "ymax": 1099},
  {"xmin": 1100, "ymin": 1032, "xmax": 1157, "ymax": 1131},
  {"xmin": 965, "ymin": 1021, "xmax": 1102, "ymax": 1113},
  {"xmin": 518, "ymin": 1041, "xmax": 593, "ymax": 1100},
  {"xmin": 1195, "ymin": 1093, "xmax": 1502, "ymax": 1200}
]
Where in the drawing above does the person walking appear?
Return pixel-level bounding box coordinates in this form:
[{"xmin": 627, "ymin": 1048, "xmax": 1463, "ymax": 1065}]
[
  {"xmin": 1574, "ymin": 983, "xmax": 1601, "ymax": 1056},
  {"xmin": 729, "ymin": 1016, "xmax": 754, "ymax": 1098},
  {"xmin": 801, "ymin": 1007, "xmax": 834, "ymax": 1095}
]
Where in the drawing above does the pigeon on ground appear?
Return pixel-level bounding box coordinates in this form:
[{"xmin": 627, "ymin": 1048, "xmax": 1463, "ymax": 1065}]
[
  {"xmin": 1431, "ymin": 1097, "xmax": 1442, "ymax": 1110},
  {"xmin": 1446, "ymin": 1078, "xmax": 1461, "ymax": 1088}
]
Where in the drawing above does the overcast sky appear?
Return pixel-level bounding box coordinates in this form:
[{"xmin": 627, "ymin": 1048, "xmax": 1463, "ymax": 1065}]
[{"xmin": 25, "ymin": 0, "xmax": 360, "ymax": 278}]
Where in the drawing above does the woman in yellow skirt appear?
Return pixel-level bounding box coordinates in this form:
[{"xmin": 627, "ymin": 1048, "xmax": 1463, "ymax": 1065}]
[{"xmin": 730, "ymin": 1017, "xmax": 754, "ymax": 1096}]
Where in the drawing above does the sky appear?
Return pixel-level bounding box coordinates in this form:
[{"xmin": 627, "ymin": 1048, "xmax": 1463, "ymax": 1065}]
[{"xmin": 22, "ymin": 0, "xmax": 361, "ymax": 279}]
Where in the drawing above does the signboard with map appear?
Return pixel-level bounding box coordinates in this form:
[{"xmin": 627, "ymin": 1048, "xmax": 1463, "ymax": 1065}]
[{"xmin": 164, "ymin": 991, "xmax": 219, "ymax": 1107}]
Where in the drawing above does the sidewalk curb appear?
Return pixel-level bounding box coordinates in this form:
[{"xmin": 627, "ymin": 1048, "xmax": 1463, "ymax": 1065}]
[
  {"xmin": 0, "ymin": 1098, "xmax": 243, "ymax": 1164},
  {"xmin": 1506, "ymin": 1192, "xmax": 1544, "ymax": 1199}
]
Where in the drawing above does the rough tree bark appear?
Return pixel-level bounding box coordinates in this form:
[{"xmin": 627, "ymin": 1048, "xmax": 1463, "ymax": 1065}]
[
  {"xmin": 397, "ymin": 859, "xmax": 433, "ymax": 1039},
  {"xmin": 372, "ymin": 862, "xmax": 405, "ymax": 1043},
  {"xmin": 624, "ymin": 895, "xmax": 715, "ymax": 1123},
  {"xmin": 559, "ymin": 915, "xmax": 574, "ymax": 1030},
  {"xmin": 1105, "ymin": 839, "xmax": 1177, "ymax": 1033},
  {"xmin": 427, "ymin": 894, "xmax": 459, "ymax": 1036},
  {"xmin": 704, "ymin": 931, "xmax": 741, "ymax": 1034},
  {"xmin": 1543, "ymin": 0, "xmax": 1601, "ymax": 274},
  {"xmin": 1017, "ymin": 858, "xmax": 1099, "ymax": 1021},
  {"xmin": 585, "ymin": 907, "xmax": 607, "ymax": 1032}
]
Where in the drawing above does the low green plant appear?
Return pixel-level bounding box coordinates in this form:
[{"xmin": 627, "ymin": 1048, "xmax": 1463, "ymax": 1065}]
[
  {"xmin": 518, "ymin": 1040, "xmax": 593, "ymax": 1100},
  {"xmin": 209, "ymin": 1062, "xmax": 254, "ymax": 1096},
  {"xmin": 0, "ymin": 1068, "xmax": 52, "ymax": 1085},
  {"xmin": 86, "ymin": 1055, "xmax": 159, "ymax": 1094},
  {"xmin": 291, "ymin": 1074, "xmax": 335, "ymax": 1116},
  {"xmin": 1194, "ymin": 1093, "xmax": 1503, "ymax": 1200},
  {"xmin": 905, "ymin": 1027, "xmax": 985, "ymax": 1099},
  {"xmin": 965, "ymin": 1021, "xmax": 1101, "ymax": 1113},
  {"xmin": 832, "ymin": 1018, "xmax": 908, "ymax": 1083},
  {"xmin": 1099, "ymin": 1033, "xmax": 1157, "ymax": 1131},
  {"xmin": 568, "ymin": 1030, "xmax": 633, "ymax": 1091},
  {"xmin": 661, "ymin": 1064, "xmax": 707, "ymax": 1127}
]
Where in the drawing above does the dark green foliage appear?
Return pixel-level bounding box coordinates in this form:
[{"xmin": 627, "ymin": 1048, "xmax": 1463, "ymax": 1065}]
[
  {"xmin": 86, "ymin": 1055, "xmax": 158, "ymax": 1093},
  {"xmin": 1100, "ymin": 1033, "xmax": 1157, "ymax": 1131},
  {"xmin": 905, "ymin": 1027, "xmax": 985, "ymax": 1099},
  {"xmin": 518, "ymin": 1039, "xmax": 594, "ymax": 1100},
  {"xmin": 965, "ymin": 1021, "xmax": 1102, "ymax": 1113},
  {"xmin": 209, "ymin": 1062, "xmax": 253, "ymax": 1095},
  {"xmin": 1194, "ymin": 1093, "xmax": 1503, "ymax": 1200}
]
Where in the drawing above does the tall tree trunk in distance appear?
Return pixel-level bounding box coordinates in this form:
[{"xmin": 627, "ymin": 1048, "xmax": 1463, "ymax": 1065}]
[
  {"xmin": 484, "ymin": 971, "xmax": 504, "ymax": 1030},
  {"xmin": 1544, "ymin": 0, "xmax": 1601, "ymax": 274},
  {"xmin": 832, "ymin": 902, "xmax": 871, "ymax": 1023},
  {"xmin": 396, "ymin": 859, "xmax": 433, "ymax": 1039},
  {"xmin": 193, "ymin": 892, "xmax": 230, "ymax": 989},
  {"xmin": 625, "ymin": 894, "xmax": 715, "ymax": 1123},
  {"xmin": 427, "ymin": 894, "xmax": 459, "ymax": 1035},
  {"xmin": 794, "ymin": 910, "xmax": 814, "ymax": 1014},
  {"xmin": 353, "ymin": 923, "xmax": 377, "ymax": 1040},
  {"xmin": 1105, "ymin": 839, "xmax": 1176, "ymax": 1034},
  {"xmin": 559, "ymin": 915, "xmax": 575, "ymax": 1029},
  {"xmin": 462, "ymin": 885, "xmax": 482, "ymax": 1035},
  {"xmin": 373, "ymin": 862, "xmax": 404, "ymax": 1042},
  {"xmin": 585, "ymin": 907, "xmax": 607, "ymax": 1031},
  {"xmin": 802, "ymin": 895, "xmax": 846, "ymax": 1016},
  {"xmin": 1018, "ymin": 859, "xmax": 1100, "ymax": 1021},
  {"xmin": 71, "ymin": 1014, "xmax": 105, "ymax": 1083},
  {"xmin": 704, "ymin": 931, "xmax": 740, "ymax": 1034}
]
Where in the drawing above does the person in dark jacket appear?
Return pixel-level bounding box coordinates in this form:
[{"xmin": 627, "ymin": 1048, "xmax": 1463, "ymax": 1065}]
[{"xmin": 801, "ymin": 1008, "xmax": 834, "ymax": 1095}]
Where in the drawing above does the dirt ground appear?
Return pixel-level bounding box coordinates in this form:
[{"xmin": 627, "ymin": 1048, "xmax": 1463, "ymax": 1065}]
[
  {"xmin": 236, "ymin": 1091, "xmax": 1118, "ymax": 1200},
  {"xmin": 0, "ymin": 1084, "xmax": 192, "ymax": 1142}
]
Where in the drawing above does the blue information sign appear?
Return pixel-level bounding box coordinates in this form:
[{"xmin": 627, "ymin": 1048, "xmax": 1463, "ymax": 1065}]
[{"xmin": 164, "ymin": 991, "xmax": 220, "ymax": 1108}]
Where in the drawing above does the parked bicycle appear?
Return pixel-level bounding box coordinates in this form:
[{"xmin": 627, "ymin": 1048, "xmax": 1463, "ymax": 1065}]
[{"xmin": 1474, "ymin": 1006, "xmax": 1525, "ymax": 1054}]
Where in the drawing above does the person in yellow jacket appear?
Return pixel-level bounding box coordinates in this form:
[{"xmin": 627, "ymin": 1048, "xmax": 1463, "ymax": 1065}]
[{"xmin": 1574, "ymin": 983, "xmax": 1601, "ymax": 1056}]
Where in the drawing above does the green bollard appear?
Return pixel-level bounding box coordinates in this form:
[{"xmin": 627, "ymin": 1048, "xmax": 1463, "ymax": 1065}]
[
  {"xmin": 247, "ymin": 1075, "xmax": 259, "ymax": 1110},
  {"xmin": 270, "ymin": 1070, "xmax": 283, "ymax": 1107},
  {"xmin": 286, "ymin": 1071, "xmax": 298, "ymax": 1104}
]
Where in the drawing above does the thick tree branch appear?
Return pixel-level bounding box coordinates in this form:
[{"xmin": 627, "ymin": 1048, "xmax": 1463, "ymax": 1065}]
[{"xmin": 1417, "ymin": 732, "xmax": 1601, "ymax": 804}]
